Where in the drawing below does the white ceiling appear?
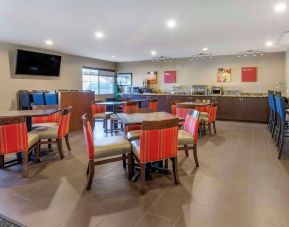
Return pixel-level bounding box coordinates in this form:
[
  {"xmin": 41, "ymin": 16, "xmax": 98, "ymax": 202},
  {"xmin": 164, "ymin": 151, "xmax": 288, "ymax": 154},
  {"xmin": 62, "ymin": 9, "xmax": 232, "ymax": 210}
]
[{"xmin": 0, "ymin": 0, "xmax": 289, "ymax": 62}]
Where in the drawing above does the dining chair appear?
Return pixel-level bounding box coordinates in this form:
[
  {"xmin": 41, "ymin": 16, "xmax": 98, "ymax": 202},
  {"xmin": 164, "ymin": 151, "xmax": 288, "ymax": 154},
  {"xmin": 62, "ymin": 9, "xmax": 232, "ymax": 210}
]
[
  {"xmin": 123, "ymin": 101, "xmax": 138, "ymax": 113},
  {"xmin": 32, "ymin": 92, "xmax": 45, "ymax": 105},
  {"xmin": 199, "ymin": 102, "xmax": 218, "ymax": 136},
  {"xmin": 92, "ymin": 102, "xmax": 113, "ymax": 132},
  {"xmin": 31, "ymin": 105, "xmax": 60, "ymax": 128},
  {"xmin": 178, "ymin": 109, "xmax": 200, "ymax": 166},
  {"xmin": 0, "ymin": 117, "xmax": 40, "ymax": 177},
  {"xmin": 18, "ymin": 90, "xmax": 31, "ymax": 110},
  {"xmin": 44, "ymin": 92, "xmax": 58, "ymax": 105},
  {"xmin": 171, "ymin": 100, "xmax": 181, "ymax": 115},
  {"xmin": 125, "ymin": 108, "xmax": 153, "ymax": 142},
  {"xmin": 30, "ymin": 107, "xmax": 72, "ymax": 159},
  {"xmin": 148, "ymin": 99, "xmax": 158, "ymax": 112},
  {"xmin": 82, "ymin": 114, "xmax": 132, "ymax": 190},
  {"xmin": 130, "ymin": 118, "xmax": 180, "ymax": 194}
]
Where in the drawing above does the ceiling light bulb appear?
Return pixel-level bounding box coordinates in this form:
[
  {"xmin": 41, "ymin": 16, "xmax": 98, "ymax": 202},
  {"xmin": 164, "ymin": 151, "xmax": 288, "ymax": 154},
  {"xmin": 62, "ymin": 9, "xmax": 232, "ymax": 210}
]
[
  {"xmin": 45, "ymin": 40, "xmax": 53, "ymax": 45},
  {"xmin": 111, "ymin": 55, "xmax": 116, "ymax": 58},
  {"xmin": 94, "ymin": 32, "xmax": 104, "ymax": 38},
  {"xmin": 274, "ymin": 3, "xmax": 287, "ymax": 12},
  {"xmin": 202, "ymin": 47, "xmax": 208, "ymax": 51},
  {"xmin": 167, "ymin": 19, "xmax": 176, "ymax": 28},
  {"xmin": 266, "ymin": 41, "xmax": 273, "ymax": 47},
  {"xmin": 151, "ymin": 51, "xmax": 157, "ymax": 56}
]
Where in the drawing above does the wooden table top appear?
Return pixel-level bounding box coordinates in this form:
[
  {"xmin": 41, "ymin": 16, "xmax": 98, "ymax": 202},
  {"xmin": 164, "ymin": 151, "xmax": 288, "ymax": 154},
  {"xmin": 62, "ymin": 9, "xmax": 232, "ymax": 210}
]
[
  {"xmin": 177, "ymin": 102, "xmax": 210, "ymax": 107},
  {"xmin": 0, "ymin": 109, "xmax": 60, "ymax": 118},
  {"xmin": 117, "ymin": 112, "xmax": 182, "ymax": 125}
]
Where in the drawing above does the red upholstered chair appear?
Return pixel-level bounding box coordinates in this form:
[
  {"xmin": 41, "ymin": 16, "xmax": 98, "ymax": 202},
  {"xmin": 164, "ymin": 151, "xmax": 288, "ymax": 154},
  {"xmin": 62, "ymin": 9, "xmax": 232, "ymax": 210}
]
[
  {"xmin": 123, "ymin": 101, "xmax": 138, "ymax": 113},
  {"xmin": 32, "ymin": 105, "xmax": 60, "ymax": 128},
  {"xmin": 131, "ymin": 118, "xmax": 180, "ymax": 194},
  {"xmin": 178, "ymin": 109, "xmax": 200, "ymax": 166},
  {"xmin": 0, "ymin": 117, "xmax": 40, "ymax": 177},
  {"xmin": 82, "ymin": 114, "xmax": 131, "ymax": 190},
  {"xmin": 199, "ymin": 102, "xmax": 218, "ymax": 136},
  {"xmin": 176, "ymin": 107, "xmax": 189, "ymax": 126},
  {"xmin": 92, "ymin": 102, "xmax": 113, "ymax": 132},
  {"xmin": 148, "ymin": 99, "xmax": 158, "ymax": 112},
  {"xmin": 31, "ymin": 107, "xmax": 72, "ymax": 159}
]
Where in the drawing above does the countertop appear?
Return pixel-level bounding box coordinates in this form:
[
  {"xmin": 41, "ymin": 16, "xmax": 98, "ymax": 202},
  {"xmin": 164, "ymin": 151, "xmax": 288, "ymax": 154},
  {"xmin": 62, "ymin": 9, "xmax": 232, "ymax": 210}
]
[{"xmin": 122, "ymin": 93, "xmax": 268, "ymax": 98}]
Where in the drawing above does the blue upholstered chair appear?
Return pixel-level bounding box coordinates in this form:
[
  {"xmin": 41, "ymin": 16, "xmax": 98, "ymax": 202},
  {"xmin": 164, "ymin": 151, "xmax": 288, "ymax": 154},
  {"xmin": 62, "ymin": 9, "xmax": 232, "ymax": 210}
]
[
  {"xmin": 32, "ymin": 92, "xmax": 45, "ymax": 105},
  {"xmin": 44, "ymin": 92, "xmax": 58, "ymax": 105}
]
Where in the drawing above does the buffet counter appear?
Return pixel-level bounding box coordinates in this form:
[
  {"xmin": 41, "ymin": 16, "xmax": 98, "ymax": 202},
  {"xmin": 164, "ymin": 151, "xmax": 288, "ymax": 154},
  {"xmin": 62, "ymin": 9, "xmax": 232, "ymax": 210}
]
[{"xmin": 121, "ymin": 93, "xmax": 268, "ymax": 122}]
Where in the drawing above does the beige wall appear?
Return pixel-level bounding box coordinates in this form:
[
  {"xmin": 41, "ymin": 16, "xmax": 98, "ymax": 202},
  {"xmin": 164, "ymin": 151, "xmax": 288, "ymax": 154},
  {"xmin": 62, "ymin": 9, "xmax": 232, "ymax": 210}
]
[
  {"xmin": 286, "ymin": 49, "xmax": 289, "ymax": 96},
  {"xmin": 117, "ymin": 52, "xmax": 286, "ymax": 93},
  {"xmin": 0, "ymin": 42, "xmax": 115, "ymax": 111}
]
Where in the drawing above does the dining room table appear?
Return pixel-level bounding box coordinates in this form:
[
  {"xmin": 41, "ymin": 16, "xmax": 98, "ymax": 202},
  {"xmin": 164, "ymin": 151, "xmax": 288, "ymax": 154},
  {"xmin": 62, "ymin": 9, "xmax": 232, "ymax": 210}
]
[{"xmin": 0, "ymin": 108, "xmax": 60, "ymax": 165}]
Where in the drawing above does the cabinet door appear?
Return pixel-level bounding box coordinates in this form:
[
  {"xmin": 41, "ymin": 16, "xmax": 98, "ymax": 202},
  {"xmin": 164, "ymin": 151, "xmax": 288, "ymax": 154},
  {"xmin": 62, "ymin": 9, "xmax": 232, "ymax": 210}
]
[
  {"xmin": 242, "ymin": 97, "xmax": 268, "ymax": 122},
  {"xmin": 214, "ymin": 97, "xmax": 236, "ymax": 120}
]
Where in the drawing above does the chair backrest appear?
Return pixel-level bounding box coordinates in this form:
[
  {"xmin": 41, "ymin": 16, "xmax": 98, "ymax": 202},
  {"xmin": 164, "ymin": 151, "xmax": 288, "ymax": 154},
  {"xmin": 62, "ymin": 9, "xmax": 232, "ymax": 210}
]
[
  {"xmin": 18, "ymin": 90, "xmax": 31, "ymax": 110},
  {"xmin": 58, "ymin": 107, "xmax": 72, "ymax": 138},
  {"xmin": 148, "ymin": 99, "xmax": 158, "ymax": 112},
  {"xmin": 123, "ymin": 101, "xmax": 138, "ymax": 113},
  {"xmin": 207, "ymin": 102, "xmax": 218, "ymax": 123},
  {"xmin": 31, "ymin": 105, "xmax": 60, "ymax": 124},
  {"xmin": 44, "ymin": 92, "xmax": 58, "ymax": 105},
  {"xmin": 171, "ymin": 100, "xmax": 182, "ymax": 115},
  {"xmin": 0, "ymin": 117, "xmax": 28, "ymax": 154},
  {"xmin": 184, "ymin": 109, "xmax": 200, "ymax": 144},
  {"xmin": 32, "ymin": 92, "xmax": 45, "ymax": 105},
  {"xmin": 126, "ymin": 108, "xmax": 153, "ymax": 114},
  {"xmin": 92, "ymin": 102, "xmax": 106, "ymax": 115},
  {"xmin": 139, "ymin": 118, "xmax": 179, "ymax": 163},
  {"xmin": 275, "ymin": 96, "xmax": 285, "ymax": 121},
  {"xmin": 176, "ymin": 107, "xmax": 189, "ymax": 119},
  {"xmin": 82, "ymin": 113, "xmax": 94, "ymax": 160}
]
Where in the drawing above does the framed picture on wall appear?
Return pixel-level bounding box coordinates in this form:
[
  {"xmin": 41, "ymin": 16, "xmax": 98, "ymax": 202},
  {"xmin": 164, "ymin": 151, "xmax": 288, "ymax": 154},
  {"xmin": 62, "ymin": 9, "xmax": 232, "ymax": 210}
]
[
  {"xmin": 146, "ymin": 71, "xmax": 157, "ymax": 84},
  {"xmin": 164, "ymin": 71, "xmax": 176, "ymax": 83},
  {"xmin": 217, "ymin": 68, "xmax": 231, "ymax": 82},
  {"xmin": 241, "ymin": 67, "xmax": 257, "ymax": 82},
  {"xmin": 116, "ymin": 73, "xmax": 132, "ymax": 86}
]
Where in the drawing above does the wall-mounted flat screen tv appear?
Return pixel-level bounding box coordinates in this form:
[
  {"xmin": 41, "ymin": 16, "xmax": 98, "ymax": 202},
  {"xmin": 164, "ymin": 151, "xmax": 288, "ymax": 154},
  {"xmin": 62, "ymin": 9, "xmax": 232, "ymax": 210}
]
[{"xmin": 15, "ymin": 49, "xmax": 62, "ymax": 76}]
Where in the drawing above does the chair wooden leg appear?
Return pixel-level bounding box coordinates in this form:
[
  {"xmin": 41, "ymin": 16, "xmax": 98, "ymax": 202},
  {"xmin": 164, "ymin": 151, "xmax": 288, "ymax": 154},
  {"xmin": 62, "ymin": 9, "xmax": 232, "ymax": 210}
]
[
  {"xmin": 22, "ymin": 151, "xmax": 28, "ymax": 178},
  {"xmin": 34, "ymin": 142, "xmax": 40, "ymax": 162},
  {"xmin": 164, "ymin": 159, "xmax": 168, "ymax": 169},
  {"xmin": 48, "ymin": 139, "xmax": 52, "ymax": 149},
  {"xmin": 193, "ymin": 144, "xmax": 199, "ymax": 167},
  {"xmin": 171, "ymin": 157, "xmax": 180, "ymax": 185},
  {"xmin": 128, "ymin": 153, "xmax": 133, "ymax": 180},
  {"xmin": 65, "ymin": 135, "xmax": 71, "ymax": 151},
  {"xmin": 139, "ymin": 163, "xmax": 146, "ymax": 194},
  {"xmin": 213, "ymin": 122, "xmax": 217, "ymax": 134},
  {"xmin": 57, "ymin": 139, "xmax": 64, "ymax": 159},
  {"xmin": 0, "ymin": 155, "xmax": 4, "ymax": 168},
  {"xmin": 184, "ymin": 145, "xmax": 189, "ymax": 157},
  {"xmin": 208, "ymin": 123, "xmax": 212, "ymax": 136},
  {"xmin": 122, "ymin": 154, "xmax": 127, "ymax": 169},
  {"xmin": 86, "ymin": 160, "xmax": 95, "ymax": 190}
]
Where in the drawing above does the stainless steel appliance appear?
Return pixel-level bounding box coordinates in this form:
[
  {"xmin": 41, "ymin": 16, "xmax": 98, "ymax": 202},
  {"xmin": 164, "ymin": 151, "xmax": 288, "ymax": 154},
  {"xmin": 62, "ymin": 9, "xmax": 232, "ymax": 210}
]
[
  {"xmin": 191, "ymin": 85, "xmax": 209, "ymax": 95},
  {"xmin": 125, "ymin": 86, "xmax": 142, "ymax": 94},
  {"xmin": 211, "ymin": 86, "xmax": 223, "ymax": 95}
]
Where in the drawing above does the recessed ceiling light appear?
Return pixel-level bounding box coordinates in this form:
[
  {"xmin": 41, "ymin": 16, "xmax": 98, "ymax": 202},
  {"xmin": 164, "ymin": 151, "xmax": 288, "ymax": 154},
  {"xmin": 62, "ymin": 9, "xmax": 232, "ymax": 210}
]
[
  {"xmin": 274, "ymin": 2, "xmax": 287, "ymax": 13},
  {"xmin": 94, "ymin": 32, "xmax": 104, "ymax": 38},
  {"xmin": 167, "ymin": 19, "xmax": 176, "ymax": 28},
  {"xmin": 45, "ymin": 40, "xmax": 53, "ymax": 45},
  {"xmin": 202, "ymin": 47, "xmax": 208, "ymax": 51},
  {"xmin": 266, "ymin": 41, "xmax": 273, "ymax": 47},
  {"xmin": 151, "ymin": 51, "xmax": 157, "ymax": 56},
  {"xmin": 111, "ymin": 55, "xmax": 116, "ymax": 58}
]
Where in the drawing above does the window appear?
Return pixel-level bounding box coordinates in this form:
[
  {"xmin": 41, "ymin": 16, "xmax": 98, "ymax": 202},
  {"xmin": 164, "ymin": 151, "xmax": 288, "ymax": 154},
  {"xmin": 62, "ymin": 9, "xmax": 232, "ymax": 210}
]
[
  {"xmin": 116, "ymin": 73, "xmax": 132, "ymax": 86},
  {"xmin": 82, "ymin": 67, "xmax": 115, "ymax": 94}
]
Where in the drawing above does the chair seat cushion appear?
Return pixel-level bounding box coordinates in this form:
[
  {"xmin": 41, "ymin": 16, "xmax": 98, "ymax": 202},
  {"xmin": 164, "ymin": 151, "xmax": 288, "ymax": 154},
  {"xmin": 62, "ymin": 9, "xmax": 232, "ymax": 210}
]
[
  {"xmin": 94, "ymin": 136, "xmax": 131, "ymax": 159},
  {"xmin": 31, "ymin": 126, "xmax": 58, "ymax": 139},
  {"xmin": 127, "ymin": 130, "xmax": 141, "ymax": 141},
  {"xmin": 93, "ymin": 112, "xmax": 113, "ymax": 119},
  {"xmin": 32, "ymin": 122, "xmax": 58, "ymax": 128},
  {"xmin": 200, "ymin": 112, "xmax": 208, "ymax": 117},
  {"xmin": 178, "ymin": 130, "xmax": 194, "ymax": 145},
  {"xmin": 28, "ymin": 133, "xmax": 39, "ymax": 148},
  {"xmin": 131, "ymin": 140, "xmax": 140, "ymax": 160}
]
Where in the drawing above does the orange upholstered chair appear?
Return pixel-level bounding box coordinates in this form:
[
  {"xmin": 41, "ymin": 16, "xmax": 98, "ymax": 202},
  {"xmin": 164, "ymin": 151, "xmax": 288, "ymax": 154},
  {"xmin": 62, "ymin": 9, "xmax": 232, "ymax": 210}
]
[
  {"xmin": 92, "ymin": 102, "xmax": 113, "ymax": 132},
  {"xmin": 131, "ymin": 118, "xmax": 179, "ymax": 194},
  {"xmin": 178, "ymin": 109, "xmax": 200, "ymax": 166},
  {"xmin": 0, "ymin": 117, "xmax": 40, "ymax": 177},
  {"xmin": 148, "ymin": 99, "xmax": 158, "ymax": 112},
  {"xmin": 200, "ymin": 102, "xmax": 218, "ymax": 136},
  {"xmin": 123, "ymin": 101, "xmax": 138, "ymax": 113},
  {"xmin": 31, "ymin": 105, "xmax": 60, "ymax": 128},
  {"xmin": 82, "ymin": 114, "xmax": 131, "ymax": 190},
  {"xmin": 176, "ymin": 107, "xmax": 189, "ymax": 126},
  {"xmin": 31, "ymin": 107, "xmax": 72, "ymax": 159}
]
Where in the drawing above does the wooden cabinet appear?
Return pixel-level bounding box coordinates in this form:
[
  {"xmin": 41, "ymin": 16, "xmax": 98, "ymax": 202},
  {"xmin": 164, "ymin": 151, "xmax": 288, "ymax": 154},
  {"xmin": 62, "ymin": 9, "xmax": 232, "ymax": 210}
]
[{"xmin": 121, "ymin": 94, "xmax": 268, "ymax": 123}]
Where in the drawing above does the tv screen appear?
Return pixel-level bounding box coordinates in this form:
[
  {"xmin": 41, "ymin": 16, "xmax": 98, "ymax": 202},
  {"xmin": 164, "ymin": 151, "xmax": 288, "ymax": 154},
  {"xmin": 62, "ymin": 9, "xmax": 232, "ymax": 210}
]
[{"xmin": 15, "ymin": 49, "xmax": 61, "ymax": 76}]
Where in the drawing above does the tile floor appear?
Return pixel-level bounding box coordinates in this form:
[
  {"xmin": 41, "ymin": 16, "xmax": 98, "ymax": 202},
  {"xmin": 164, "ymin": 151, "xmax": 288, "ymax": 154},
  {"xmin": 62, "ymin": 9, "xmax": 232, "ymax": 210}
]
[{"xmin": 1, "ymin": 121, "xmax": 289, "ymax": 227}]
